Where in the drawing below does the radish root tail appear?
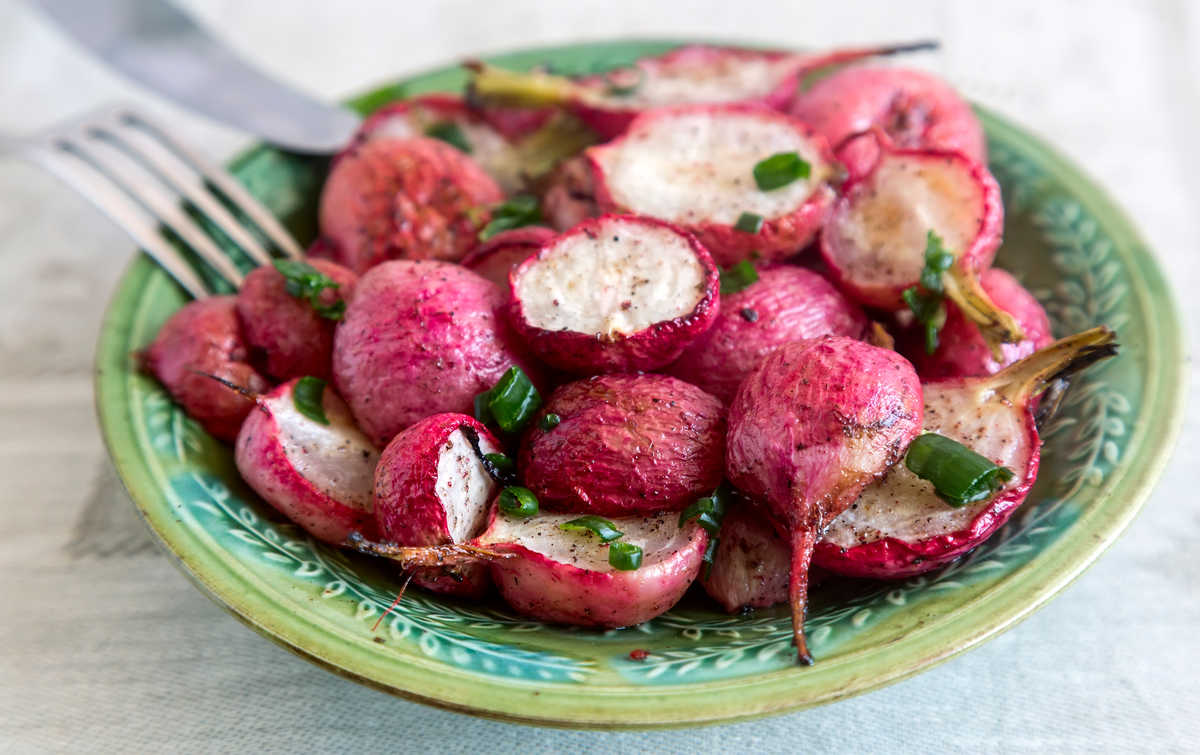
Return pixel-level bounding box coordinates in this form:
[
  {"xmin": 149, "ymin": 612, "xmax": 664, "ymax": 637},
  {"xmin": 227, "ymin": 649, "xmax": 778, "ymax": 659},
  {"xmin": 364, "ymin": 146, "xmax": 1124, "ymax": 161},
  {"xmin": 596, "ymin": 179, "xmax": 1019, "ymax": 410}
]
[{"xmin": 346, "ymin": 532, "xmax": 515, "ymax": 567}]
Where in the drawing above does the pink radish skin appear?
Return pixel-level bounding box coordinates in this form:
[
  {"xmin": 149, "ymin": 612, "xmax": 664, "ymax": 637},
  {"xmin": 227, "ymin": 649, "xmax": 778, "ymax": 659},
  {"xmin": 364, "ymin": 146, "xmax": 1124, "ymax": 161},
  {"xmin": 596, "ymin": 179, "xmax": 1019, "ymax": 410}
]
[
  {"xmin": 820, "ymin": 144, "xmax": 1004, "ymax": 311},
  {"xmin": 235, "ymin": 259, "xmax": 357, "ymax": 381},
  {"xmin": 915, "ymin": 268, "xmax": 1053, "ymax": 379},
  {"xmin": 318, "ymin": 137, "xmax": 503, "ymax": 274},
  {"xmin": 235, "ymin": 379, "xmax": 380, "ymax": 544},
  {"xmin": 332, "ymin": 260, "xmax": 540, "ymax": 446},
  {"xmin": 508, "ymin": 215, "xmax": 719, "ymax": 374},
  {"xmin": 791, "ymin": 66, "xmax": 986, "ymax": 169},
  {"xmin": 520, "ymin": 374, "xmax": 726, "ymax": 517},
  {"xmin": 726, "ymin": 336, "xmax": 923, "ymax": 662},
  {"xmin": 143, "ymin": 296, "xmax": 269, "ymax": 443},
  {"xmin": 461, "ymin": 226, "xmax": 556, "ymax": 291},
  {"xmin": 373, "ymin": 413, "xmax": 502, "ymax": 598},
  {"xmin": 700, "ymin": 500, "xmax": 791, "ymax": 613},
  {"xmin": 477, "ymin": 508, "xmax": 708, "ymax": 627},
  {"xmin": 540, "ymin": 155, "xmax": 598, "ymax": 232},
  {"xmin": 349, "ymin": 94, "xmax": 529, "ymax": 193},
  {"xmin": 667, "ymin": 265, "xmax": 867, "ymax": 403},
  {"xmin": 816, "ymin": 327, "xmax": 1117, "ymax": 579},
  {"xmin": 587, "ymin": 105, "xmax": 837, "ymax": 268}
]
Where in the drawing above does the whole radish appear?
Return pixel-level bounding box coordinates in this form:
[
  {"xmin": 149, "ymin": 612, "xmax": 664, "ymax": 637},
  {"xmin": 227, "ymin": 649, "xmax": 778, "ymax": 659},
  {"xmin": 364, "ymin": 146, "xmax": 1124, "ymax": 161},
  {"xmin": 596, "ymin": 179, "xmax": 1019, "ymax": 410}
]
[
  {"xmin": 235, "ymin": 259, "xmax": 357, "ymax": 381},
  {"xmin": 667, "ymin": 265, "xmax": 867, "ymax": 403},
  {"xmin": 913, "ymin": 268, "xmax": 1053, "ymax": 379},
  {"xmin": 318, "ymin": 137, "xmax": 503, "ymax": 274},
  {"xmin": 332, "ymin": 259, "xmax": 540, "ymax": 446},
  {"xmin": 586, "ymin": 104, "xmax": 837, "ymax": 267},
  {"xmin": 817, "ymin": 327, "xmax": 1117, "ymax": 578},
  {"xmin": 520, "ymin": 373, "xmax": 726, "ymax": 516},
  {"xmin": 820, "ymin": 136, "xmax": 1023, "ymax": 356},
  {"xmin": 142, "ymin": 296, "xmax": 269, "ymax": 442},
  {"xmin": 726, "ymin": 336, "xmax": 923, "ymax": 663},
  {"xmin": 469, "ymin": 42, "xmax": 937, "ymax": 139},
  {"xmin": 539, "ymin": 155, "xmax": 598, "ymax": 231},
  {"xmin": 235, "ymin": 377, "xmax": 379, "ymax": 544},
  {"xmin": 790, "ymin": 66, "xmax": 986, "ymax": 169},
  {"xmin": 373, "ymin": 413, "xmax": 504, "ymax": 598},
  {"xmin": 508, "ymin": 214, "xmax": 719, "ymax": 374},
  {"xmin": 700, "ymin": 498, "xmax": 791, "ymax": 613}
]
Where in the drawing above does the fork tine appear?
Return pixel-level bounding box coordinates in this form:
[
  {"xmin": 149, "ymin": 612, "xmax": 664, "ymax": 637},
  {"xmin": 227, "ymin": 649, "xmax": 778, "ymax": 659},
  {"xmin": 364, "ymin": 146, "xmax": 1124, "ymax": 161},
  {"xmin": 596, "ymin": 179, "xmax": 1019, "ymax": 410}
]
[
  {"xmin": 25, "ymin": 142, "xmax": 211, "ymax": 299},
  {"xmin": 61, "ymin": 131, "xmax": 246, "ymax": 288},
  {"xmin": 122, "ymin": 109, "xmax": 307, "ymax": 260},
  {"xmin": 93, "ymin": 115, "xmax": 275, "ymax": 267}
]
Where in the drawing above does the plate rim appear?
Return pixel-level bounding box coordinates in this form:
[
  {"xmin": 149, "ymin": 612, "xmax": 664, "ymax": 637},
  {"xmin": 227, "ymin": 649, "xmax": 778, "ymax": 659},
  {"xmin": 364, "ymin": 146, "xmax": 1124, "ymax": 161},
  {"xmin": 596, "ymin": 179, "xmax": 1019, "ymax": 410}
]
[{"xmin": 93, "ymin": 38, "xmax": 1188, "ymax": 728}]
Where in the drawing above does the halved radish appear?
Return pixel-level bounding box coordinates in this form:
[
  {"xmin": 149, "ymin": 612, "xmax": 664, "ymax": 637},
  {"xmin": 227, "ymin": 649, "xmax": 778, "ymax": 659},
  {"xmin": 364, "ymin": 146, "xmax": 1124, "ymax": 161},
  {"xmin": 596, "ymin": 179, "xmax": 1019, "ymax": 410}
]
[
  {"xmin": 726, "ymin": 336, "xmax": 924, "ymax": 662},
  {"xmin": 235, "ymin": 258, "xmax": 357, "ymax": 381},
  {"xmin": 586, "ymin": 105, "xmax": 837, "ymax": 267},
  {"xmin": 476, "ymin": 509, "xmax": 708, "ymax": 627},
  {"xmin": 469, "ymin": 42, "xmax": 936, "ymax": 139},
  {"xmin": 373, "ymin": 413, "xmax": 502, "ymax": 598},
  {"xmin": 318, "ymin": 137, "xmax": 503, "ymax": 274},
  {"xmin": 332, "ymin": 259, "xmax": 541, "ymax": 446},
  {"xmin": 819, "ymin": 138, "xmax": 1021, "ymax": 353},
  {"xmin": 520, "ymin": 373, "xmax": 726, "ymax": 516},
  {"xmin": 913, "ymin": 267, "xmax": 1054, "ymax": 380},
  {"xmin": 815, "ymin": 326, "xmax": 1117, "ymax": 579},
  {"xmin": 461, "ymin": 226, "xmax": 555, "ymax": 291},
  {"xmin": 667, "ymin": 265, "xmax": 867, "ymax": 403},
  {"xmin": 235, "ymin": 378, "xmax": 379, "ymax": 544},
  {"xmin": 508, "ymin": 214, "xmax": 718, "ymax": 373},
  {"xmin": 791, "ymin": 66, "xmax": 987, "ymax": 170},
  {"xmin": 700, "ymin": 498, "xmax": 790, "ymax": 613},
  {"xmin": 143, "ymin": 296, "xmax": 269, "ymax": 443}
]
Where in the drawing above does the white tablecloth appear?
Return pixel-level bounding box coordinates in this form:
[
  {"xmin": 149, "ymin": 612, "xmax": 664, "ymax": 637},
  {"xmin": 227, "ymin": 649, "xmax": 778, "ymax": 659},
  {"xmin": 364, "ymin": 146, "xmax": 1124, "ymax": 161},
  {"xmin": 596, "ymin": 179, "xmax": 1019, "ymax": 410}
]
[{"xmin": 2, "ymin": 1, "xmax": 1197, "ymax": 751}]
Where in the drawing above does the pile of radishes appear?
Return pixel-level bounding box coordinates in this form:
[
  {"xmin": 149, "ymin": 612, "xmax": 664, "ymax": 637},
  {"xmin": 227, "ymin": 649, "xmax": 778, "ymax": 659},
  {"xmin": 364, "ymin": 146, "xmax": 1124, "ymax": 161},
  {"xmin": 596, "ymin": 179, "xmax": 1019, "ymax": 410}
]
[{"xmin": 143, "ymin": 42, "xmax": 1118, "ymax": 664}]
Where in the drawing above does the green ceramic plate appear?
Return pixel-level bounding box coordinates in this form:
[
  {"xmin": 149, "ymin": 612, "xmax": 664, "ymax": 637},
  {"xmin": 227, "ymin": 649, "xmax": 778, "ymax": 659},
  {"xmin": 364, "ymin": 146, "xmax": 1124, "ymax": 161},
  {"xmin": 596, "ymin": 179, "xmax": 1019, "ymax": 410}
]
[{"xmin": 94, "ymin": 40, "xmax": 1185, "ymax": 728}]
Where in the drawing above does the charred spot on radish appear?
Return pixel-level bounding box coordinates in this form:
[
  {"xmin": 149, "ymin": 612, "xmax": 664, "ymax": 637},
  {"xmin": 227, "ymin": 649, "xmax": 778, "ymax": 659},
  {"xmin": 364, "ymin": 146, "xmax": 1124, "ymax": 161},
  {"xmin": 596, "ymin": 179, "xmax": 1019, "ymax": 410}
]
[{"xmin": 293, "ymin": 376, "xmax": 330, "ymax": 425}]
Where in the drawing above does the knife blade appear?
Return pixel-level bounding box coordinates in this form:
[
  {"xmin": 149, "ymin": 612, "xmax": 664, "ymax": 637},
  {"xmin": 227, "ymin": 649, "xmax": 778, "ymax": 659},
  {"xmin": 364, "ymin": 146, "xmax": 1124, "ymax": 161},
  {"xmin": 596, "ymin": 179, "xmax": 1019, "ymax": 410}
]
[{"xmin": 32, "ymin": 0, "xmax": 361, "ymax": 153}]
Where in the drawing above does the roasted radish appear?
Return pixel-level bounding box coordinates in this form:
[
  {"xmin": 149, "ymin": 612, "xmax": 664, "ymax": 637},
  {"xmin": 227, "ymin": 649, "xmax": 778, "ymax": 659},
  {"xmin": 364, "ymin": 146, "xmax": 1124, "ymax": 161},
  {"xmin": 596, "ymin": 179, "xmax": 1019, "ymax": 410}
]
[
  {"xmin": 332, "ymin": 259, "xmax": 540, "ymax": 446},
  {"xmin": 667, "ymin": 265, "xmax": 867, "ymax": 402},
  {"xmin": 142, "ymin": 296, "xmax": 269, "ymax": 443},
  {"xmin": 700, "ymin": 498, "xmax": 790, "ymax": 613},
  {"xmin": 477, "ymin": 510, "xmax": 708, "ymax": 627},
  {"xmin": 817, "ymin": 327, "xmax": 1117, "ymax": 578},
  {"xmin": 539, "ymin": 155, "xmax": 598, "ymax": 232},
  {"xmin": 726, "ymin": 336, "xmax": 923, "ymax": 662},
  {"xmin": 318, "ymin": 137, "xmax": 503, "ymax": 273},
  {"xmin": 586, "ymin": 105, "xmax": 837, "ymax": 267},
  {"xmin": 469, "ymin": 42, "xmax": 937, "ymax": 139},
  {"xmin": 820, "ymin": 138, "xmax": 1022, "ymax": 355},
  {"xmin": 372, "ymin": 413, "xmax": 504, "ymax": 597},
  {"xmin": 914, "ymin": 268, "xmax": 1053, "ymax": 379},
  {"xmin": 235, "ymin": 377, "xmax": 379, "ymax": 544},
  {"xmin": 235, "ymin": 259, "xmax": 357, "ymax": 381},
  {"xmin": 791, "ymin": 66, "xmax": 987, "ymax": 171},
  {"xmin": 461, "ymin": 226, "xmax": 555, "ymax": 290},
  {"xmin": 520, "ymin": 373, "xmax": 726, "ymax": 516},
  {"xmin": 508, "ymin": 214, "xmax": 719, "ymax": 373}
]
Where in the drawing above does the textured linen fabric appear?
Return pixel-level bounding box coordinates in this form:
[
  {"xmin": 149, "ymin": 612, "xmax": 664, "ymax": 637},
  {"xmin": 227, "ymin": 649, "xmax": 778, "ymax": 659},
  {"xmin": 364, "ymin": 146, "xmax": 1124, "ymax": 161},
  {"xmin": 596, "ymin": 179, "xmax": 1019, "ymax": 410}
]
[{"xmin": 1, "ymin": 0, "xmax": 1198, "ymax": 751}]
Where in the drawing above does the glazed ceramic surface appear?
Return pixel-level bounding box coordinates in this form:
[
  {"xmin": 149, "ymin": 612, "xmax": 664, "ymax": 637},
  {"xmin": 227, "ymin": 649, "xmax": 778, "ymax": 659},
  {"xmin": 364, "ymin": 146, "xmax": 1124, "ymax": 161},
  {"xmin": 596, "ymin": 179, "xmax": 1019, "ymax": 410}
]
[{"xmin": 94, "ymin": 40, "xmax": 1185, "ymax": 727}]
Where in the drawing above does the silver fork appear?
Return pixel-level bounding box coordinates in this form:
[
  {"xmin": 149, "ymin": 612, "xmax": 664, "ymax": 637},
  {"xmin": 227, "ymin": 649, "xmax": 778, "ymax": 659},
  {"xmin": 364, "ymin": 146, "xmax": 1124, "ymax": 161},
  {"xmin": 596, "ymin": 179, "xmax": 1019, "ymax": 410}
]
[{"xmin": 10, "ymin": 103, "xmax": 306, "ymax": 299}]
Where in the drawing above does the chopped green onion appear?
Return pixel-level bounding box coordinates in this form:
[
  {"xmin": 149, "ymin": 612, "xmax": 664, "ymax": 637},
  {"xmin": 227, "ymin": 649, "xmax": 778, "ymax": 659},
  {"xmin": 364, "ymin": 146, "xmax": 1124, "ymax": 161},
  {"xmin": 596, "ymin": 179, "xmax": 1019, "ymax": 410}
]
[
  {"xmin": 719, "ymin": 260, "xmax": 759, "ymax": 295},
  {"xmin": 680, "ymin": 484, "xmax": 734, "ymax": 578},
  {"xmin": 425, "ymin": 121, "xmax": 472, "ymax": 153},
  {"xmin": 608, "ymin": 541, "xmax": 643, "ymax": 570},
  {"xmin": 272, "ymin": 259, "xmax": 345, "ymax": 320},
  {"xmin": 904, "ymin": 433, "xmax": 1015, "ymax": 507},
  {"xmin": 478, "ymin": 366, "xmax": 542, "ymax": 433},
  {"xmin": 292, "ymin": 376, "xmax": 329, "ymax": 425},
  {"xmin": 559, "ymin": 515, "xmax": 623, "ymax": 543},
  {"xmin": 498, "ymin": 486, "xmax": 539, "ymax": 518},
  {"xmin": 483, "ymin": 452, "xmax": 516, "ymax": 477},
  {"xmin": 902, "ymin": 230, "xmax": 956, "ymax": 354},
  {"xmin": 479, "ymin": 195, "xmax": 542, "ymax": 241},
  {"xmin": 753, "ymin": 152, "xmax": 811, "ymax": 191},
  {"xmin": 701, "ymin": 537, "xmax": 719, "ymax": 577},
  {"xmin": 539, "ymin": 412, "xmax": 562, "ymax": 431},
  {"xmin": 734, "ymin": 212, "xmax": 764, "ymax": 234}
]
